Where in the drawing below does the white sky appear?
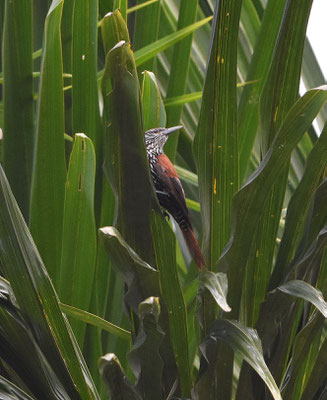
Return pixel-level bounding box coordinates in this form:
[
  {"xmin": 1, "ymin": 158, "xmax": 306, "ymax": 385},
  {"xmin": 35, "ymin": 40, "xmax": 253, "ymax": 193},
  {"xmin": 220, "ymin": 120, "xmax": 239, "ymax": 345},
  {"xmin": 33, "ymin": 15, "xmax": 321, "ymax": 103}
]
[
  {"xmin": 305, "ymin": 0, "xmax": 327, "ymax": 133},
  {"xmin": 307, "ymin": 0, "xmax": 327, "ymax": 79}
]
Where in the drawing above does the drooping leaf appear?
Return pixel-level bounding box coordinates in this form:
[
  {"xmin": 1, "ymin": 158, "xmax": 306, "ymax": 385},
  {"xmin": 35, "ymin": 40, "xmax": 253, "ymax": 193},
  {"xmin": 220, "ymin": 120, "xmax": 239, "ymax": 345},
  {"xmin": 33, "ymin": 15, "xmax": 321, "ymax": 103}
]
[
  {"xmin": 278, "ymin": 280, "xmax": 327, "ymax": 317},
  {"xmin": 99, "ymin": 226, "xmax": 160, "ymax": 313},
  {"xmin": 199, "ymin": 270, "xmax": 231, "ymax": 313},
  {"xmin": 60, "ymin": 303, "xmax": 131, "ymax": 341},
  {"xmin": 301, "ymin": 338, "xmax": 327, "ymax": 400},
  {"xmin": 0, "ymin": 164, "xmax": 99, "ymax": 399},
  {"xmin": 271, "ymin": 125, "xmax": 327, "ymax": 289},
  {"xmin": 242, "ymin": 0, "xmax": 314, "ymax": 331},
  {"xmin": 281, "ymin": 311, "xmax": 325, "ymax": 400},
  {"xmin": 199, "ymin": 320, "xmax": 281, "ymax": 400},
  {"xmin": 100, "ymin": 227, "xmax": 179, "ymax": 391},
  {"xmin": 241, "ymin": 225, "xmax": 327, "ymax": 397},
  {"xmin": 0, "ymin": 278, "xmax": 70, "ymax": 399},
  {"xmin": 253, "ymin": 224, "xmax": 327, "ymax": 361},
  {"xmin": 219, "ymin": 87, "xmax": 327, "ymax": 319},
  {"xmin": 0, "ymin": 375, "xmax": 35, "ymax": 400}
]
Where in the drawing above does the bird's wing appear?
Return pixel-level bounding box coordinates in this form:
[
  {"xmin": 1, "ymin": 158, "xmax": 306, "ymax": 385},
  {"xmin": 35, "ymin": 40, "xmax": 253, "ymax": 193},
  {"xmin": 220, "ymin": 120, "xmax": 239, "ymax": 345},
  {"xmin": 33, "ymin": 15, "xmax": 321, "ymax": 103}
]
[
  {"xmin": 155, "ymin": 155, "xmax": 205, "ymax": 269},
  {"xmin": 154, "ymin": 154, "xmax": 190, "ymax": 225}
]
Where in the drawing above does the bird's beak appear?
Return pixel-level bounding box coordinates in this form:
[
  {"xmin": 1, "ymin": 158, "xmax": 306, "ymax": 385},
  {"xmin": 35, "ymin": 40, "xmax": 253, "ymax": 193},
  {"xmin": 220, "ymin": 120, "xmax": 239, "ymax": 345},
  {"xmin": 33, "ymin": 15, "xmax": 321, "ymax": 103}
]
[{"xmin": 163, "ymin": 125, "xmax": 183, "ymax": 136}]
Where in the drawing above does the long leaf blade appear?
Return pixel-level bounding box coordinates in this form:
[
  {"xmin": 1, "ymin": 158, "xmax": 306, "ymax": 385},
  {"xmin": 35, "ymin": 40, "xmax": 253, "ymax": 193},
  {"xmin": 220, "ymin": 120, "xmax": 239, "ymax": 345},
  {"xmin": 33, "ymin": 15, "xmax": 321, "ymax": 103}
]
[
  {"xmin": 2, "ymin": 0, "xmax": 34, "ymax": 219},
  {"xmin": 200, "ymin": 320, "xmax": 282, "ymax": 400},
  {"xmin": 60, "ymin": 303, "xmax": 131, "ymax": 341},
  {"xmin": 0, "ymin": 164, "xmax": 99, "ymax": 399},
  {"xmin": 164, "ymin": 0, "xmax": 198, "ymax": 160},
  {"xmin": 102, "ymin": 39, "xmax": 157, "ymax": 265},
  {"xmin": 59, "ymin": 134, "xmax": 97, "ymax": 347},
  {"xmin": 220, "ymin": 87, "xmax": 327, "ymax": 319},
  {"xmin": 29, "ymin": 0, "xmax": 66, "ymax": 285},
  {"xmin": 193, "ymin": 0, "xmax": 241, "ymax": 270},
  {"xmin": 72, "ymin": 0, "xmax": 100, "ymax": 146},
  {"xmin": 151, "ymin": 211, "xmax": 192, "ymax": 398},
  {"xmin": 134, "ymin": 16, "xmax": 212, "ymax": 67}
]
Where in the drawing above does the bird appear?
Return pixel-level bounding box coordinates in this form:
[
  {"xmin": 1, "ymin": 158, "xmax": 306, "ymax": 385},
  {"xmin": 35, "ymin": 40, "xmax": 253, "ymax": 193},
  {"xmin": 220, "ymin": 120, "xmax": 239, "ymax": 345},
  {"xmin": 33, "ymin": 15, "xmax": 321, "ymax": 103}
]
[{"xmin": 145, "ymin": 125, "xmax": 205, "ymax": 270}]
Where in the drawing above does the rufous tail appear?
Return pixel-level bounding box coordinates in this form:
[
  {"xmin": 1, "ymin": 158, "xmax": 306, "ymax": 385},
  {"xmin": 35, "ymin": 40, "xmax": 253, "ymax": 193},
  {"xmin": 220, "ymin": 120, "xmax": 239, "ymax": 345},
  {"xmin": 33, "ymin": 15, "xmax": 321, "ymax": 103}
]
[{"xmin": 182, "ymin": 228, "xmax": 205, "ymax": 270}]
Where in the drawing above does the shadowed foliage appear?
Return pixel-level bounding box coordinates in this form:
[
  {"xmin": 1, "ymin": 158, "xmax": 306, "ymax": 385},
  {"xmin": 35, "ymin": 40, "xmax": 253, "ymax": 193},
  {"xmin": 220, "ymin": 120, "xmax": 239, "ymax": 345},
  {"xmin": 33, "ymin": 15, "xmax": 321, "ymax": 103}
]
[{"xmin": 0, "ymin": 0, "xmax": 326, "ymax": 399}]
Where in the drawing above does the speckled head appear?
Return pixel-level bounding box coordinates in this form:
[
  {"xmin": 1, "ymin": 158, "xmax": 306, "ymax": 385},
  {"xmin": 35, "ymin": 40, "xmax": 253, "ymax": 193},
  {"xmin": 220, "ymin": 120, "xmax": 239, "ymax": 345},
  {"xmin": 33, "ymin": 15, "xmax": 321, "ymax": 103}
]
[{"xmin": 145, "ymin": 125, "xmax": 182, "ymax": 154}]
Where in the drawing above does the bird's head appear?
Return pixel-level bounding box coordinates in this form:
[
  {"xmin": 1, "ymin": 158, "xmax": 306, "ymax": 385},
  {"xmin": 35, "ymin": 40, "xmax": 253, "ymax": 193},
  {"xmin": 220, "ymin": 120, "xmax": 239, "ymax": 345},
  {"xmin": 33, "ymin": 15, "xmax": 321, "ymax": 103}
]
[{"xmin": 145, "ymin": 125, "xmax": 182, "ymax": 153}]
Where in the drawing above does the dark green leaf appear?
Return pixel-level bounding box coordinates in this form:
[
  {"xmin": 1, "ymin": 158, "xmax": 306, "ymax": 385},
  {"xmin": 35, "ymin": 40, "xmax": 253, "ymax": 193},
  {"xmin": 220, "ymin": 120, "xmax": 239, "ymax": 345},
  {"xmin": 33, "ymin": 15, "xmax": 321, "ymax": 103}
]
[
  {"xmin": 134, "ymin": 16, "xmax": 212, "ymax": 67},
  {"xmin": 59, "ymin": 134, "xmax": 97, "ymax": 347},
  {"xmin": 0, "ymin": 164, "xmax": 99, "ymax": 399},
  {"xmin": 238, "ymin": 0, "xmax": 287, "ymax": 177},
  {"xmin": 99, "ymin": 226, "xmax": 160, "ymax": 313},
  {"xmin": 134, "ymin": 0, "xmax": 161, "ymax": 74},
  {"xmin": 220, "ymin": 88, "xmax": 327, "ymax": 319},
  {"xmin": 113, "ymin": 0, "xmax": 127, "ymax": 21},
  {"xmin": 193, "ymin": 0, "xmax": 241, "ymax": 269},
  {"xmin": 301, "ymin": 338, "xmax": 327, "ymax": 400},
  {"xmin": 141, "ymin": 70, "xmax": 166, "ymax": 131},
  {"xmin": 29, "ymin": 0, "xmax": 66, "ymax": 285},
  {"xmin": 127, "ymin": 0, "xmax": 159, "ymax": 14},
  {"xmin": 0, "ymin": 278, "xmax": 70, "ymax": 399},
  {"xmin": 199, "ymin": 320, "xmax": 281, "ymax": 400},
  {"xmin": 151, "ymin": 211, "xmax": 192, "ymax": 398},
  {"xmin": 102, "ymin": 40, "xmax": 158, "ymax": 265},
  {"xmin": 242, "ymin": 0, "xmax": 314, "ymax": 331},
  {"xmin": 164, "ymin": 0, "xmax": 198, "ymax": 160},
  {"xmin": 281, "ymin": 312, "xmax": 325, "ymax": 400},
  {"xmin": 260, "ymin": 0, "xmax": 313, "ymax": 149},
  {"xmin": 99, "ymin": 226, "xmax": 179, "ymax": 396},
  {"xmin": 101, "ymin": 9, "xmax": 130, "ymax": 56},
  {"xmin": 127, "ymin": 297, "xmax": 164, "ymax": 400},
  {"xmin": 271, "ymin": 124, "xmax": 327, "ymax": 289},
  {"xmin": 2, "ymin": 0, "xmax": 34, "ymax": 219},
  {"xmin": 0, "ymin": 375, "xmax": 35, "ymax": 400},
  {"xmin": 72, "ymin": 0, "xmax": 100, "ymax": 147},
  {"xmin": 99, "ymin": 354, "xmax": 142, "ymax": 400}
]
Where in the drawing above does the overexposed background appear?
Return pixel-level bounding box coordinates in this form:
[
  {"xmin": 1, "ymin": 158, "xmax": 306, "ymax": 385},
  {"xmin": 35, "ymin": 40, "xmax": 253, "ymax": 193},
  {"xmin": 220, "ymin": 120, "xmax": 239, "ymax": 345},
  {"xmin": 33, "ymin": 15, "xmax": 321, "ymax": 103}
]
[
  {"xmin": 307, "ymin": 0, "xmax": 327, "ymax": 79},
  {"xmin": 306, "ymin": 0, "xmax": 327, "ymax": 133}
]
